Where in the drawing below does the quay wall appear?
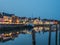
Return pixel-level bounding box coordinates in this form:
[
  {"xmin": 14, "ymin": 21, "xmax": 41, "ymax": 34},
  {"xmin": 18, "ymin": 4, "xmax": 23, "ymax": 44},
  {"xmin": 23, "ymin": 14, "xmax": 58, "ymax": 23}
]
[{"xmin": 0, "ymin": 24, "xmax": 26, "ymax": 28}]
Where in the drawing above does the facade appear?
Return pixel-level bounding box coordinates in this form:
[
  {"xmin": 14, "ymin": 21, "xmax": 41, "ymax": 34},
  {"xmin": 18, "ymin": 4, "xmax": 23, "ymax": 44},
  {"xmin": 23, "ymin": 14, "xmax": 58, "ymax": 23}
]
[
  {"xmin": 19, "ymin": 17, "xmax": 28, "ymax": 24},
  {"xmin": 39, "ymin": 20, "xmax": 43, "ymax": 24},
  {"xmin": 33, "ymin": 19, "xmax": 40, "ymax": 24},
  {"xmin": 0, "ymin": 12, "xmax": 59, "ymax": 25},
  {"xmin": 0, "ymin": 12, "xmax": 20, "ymax": 24}
]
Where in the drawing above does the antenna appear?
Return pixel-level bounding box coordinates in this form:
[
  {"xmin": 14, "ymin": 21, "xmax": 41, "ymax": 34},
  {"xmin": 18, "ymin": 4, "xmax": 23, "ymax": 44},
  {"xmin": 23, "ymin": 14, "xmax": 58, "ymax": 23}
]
[{"xmin": 32, "ymin": 13, "xmax": 33, "ymax": 18}]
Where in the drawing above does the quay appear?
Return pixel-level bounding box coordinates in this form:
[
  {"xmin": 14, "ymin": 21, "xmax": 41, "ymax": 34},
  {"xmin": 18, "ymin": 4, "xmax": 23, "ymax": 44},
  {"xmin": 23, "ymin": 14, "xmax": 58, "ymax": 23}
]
[
  {"xmin": 0, "ymin": 24, "xmax": 59, "ymax": 32},
  {"xmin": 0, "ymin": 12, "xmax": 60, "ymax": 31},
  {"xmin": 0, "ymin": 24, "xmax": 33, "ymax": 30},
  {"xmin": 0, "ymin": 24, "xmax": 59, "ymax": 28}
]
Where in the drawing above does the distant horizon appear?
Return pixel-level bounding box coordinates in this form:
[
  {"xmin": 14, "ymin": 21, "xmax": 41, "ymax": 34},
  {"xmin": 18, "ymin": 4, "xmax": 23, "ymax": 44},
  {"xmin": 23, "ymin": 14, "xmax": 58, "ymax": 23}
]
[
  {"xmin": 0, "ymin": 12, "xmax": 60, "ymax": 21},
  {"xmin": 0, "ymin": 0, "xmax": 60, "ymax": 20}
]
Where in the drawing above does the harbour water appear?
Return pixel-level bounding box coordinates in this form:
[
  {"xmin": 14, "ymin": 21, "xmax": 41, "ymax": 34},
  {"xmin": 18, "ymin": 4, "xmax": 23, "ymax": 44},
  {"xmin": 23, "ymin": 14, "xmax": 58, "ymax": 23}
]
[{"xmin": 0, "ymin": 27, "xmax": 59, "ymax": 45}]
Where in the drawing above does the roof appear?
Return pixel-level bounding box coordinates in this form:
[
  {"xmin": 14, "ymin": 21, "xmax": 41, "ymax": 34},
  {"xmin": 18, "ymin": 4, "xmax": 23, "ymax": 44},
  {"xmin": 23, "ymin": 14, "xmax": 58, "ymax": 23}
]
[
  {"xmin": 42, "ymin": 19, "xmax": 58, "ymax": 22},
  {"xmin": 0, "ymin": 13, "xmax": 3, "ymax": 18},
  {"xmin": 19, "ymin": 17, "xmax": 27, "ymax": 19},
  {"xmin": 0, "ymin": 12, "xmax": 15, "ymax": 17}
]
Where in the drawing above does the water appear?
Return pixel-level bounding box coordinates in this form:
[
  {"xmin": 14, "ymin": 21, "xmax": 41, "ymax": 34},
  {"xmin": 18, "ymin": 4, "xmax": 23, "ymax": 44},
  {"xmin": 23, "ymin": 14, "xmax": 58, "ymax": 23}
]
[{"xmin": 0, "ymin": 29, "xmax": 59, "ymax": 45}]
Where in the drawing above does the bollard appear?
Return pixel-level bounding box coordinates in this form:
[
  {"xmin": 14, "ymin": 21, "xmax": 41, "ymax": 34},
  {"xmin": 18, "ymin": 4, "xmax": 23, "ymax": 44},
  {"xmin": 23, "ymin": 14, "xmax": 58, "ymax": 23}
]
[
  {"xmin": 55, "ymin": 24, "xmax": 58, "ymax": 45},
  {"xmin": 32, "ymin": 30, "xmax": 36, "ymax": 45},
  {"xmin": 48, "ymin": 25, "xmax": 51, "ymax": 45}
]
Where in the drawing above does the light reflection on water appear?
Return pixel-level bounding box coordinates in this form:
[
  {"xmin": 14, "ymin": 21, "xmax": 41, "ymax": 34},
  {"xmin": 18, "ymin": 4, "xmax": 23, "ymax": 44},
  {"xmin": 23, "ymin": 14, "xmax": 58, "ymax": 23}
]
[{"xmin": 0, "ymin": 27, "xmax": 59, "ymax": 45}]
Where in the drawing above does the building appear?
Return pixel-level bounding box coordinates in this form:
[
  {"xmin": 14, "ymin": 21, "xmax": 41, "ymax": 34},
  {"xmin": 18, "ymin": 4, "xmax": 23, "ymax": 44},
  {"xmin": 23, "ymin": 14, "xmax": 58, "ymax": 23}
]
[
  {"xmin": 12, "ymin": 16, "xmax": 20, "ymax": 24},
  {"xmin": 19, "ymin": 17, "xmax": 28, "ymax": 24},
  {"xmin": 0, "ymin": 12, "xmax": 59, "ymax": 25},
  {"xmin": 39, "ymin": 20, "xmax": 43, "ymax": 24},
  {"xmin": 33, "ymin": 18, "xmax": 40, "ymax": 24},
  {"xmin": 0, "ymin": 12, "xmax": 20, "ymax": 24}
]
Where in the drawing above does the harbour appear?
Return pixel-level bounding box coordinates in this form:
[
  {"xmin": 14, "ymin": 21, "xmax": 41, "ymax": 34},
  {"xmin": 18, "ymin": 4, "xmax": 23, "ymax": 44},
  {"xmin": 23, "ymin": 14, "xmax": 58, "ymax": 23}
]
[
  {"xmin": 0, "ymin": 0, "xmax": 60, "ymax": 45},
  {"xmin": 0, "ymin": 26, "xmax": 59, "ymax": 45},
  {"xmin": 0, "ymin": 12, "xmax": 59, "ymax": 45}
]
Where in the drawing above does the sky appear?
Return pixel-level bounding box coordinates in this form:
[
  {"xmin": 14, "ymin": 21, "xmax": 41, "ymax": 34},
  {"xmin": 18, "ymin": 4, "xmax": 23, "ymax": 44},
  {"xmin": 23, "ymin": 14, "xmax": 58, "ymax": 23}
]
[{"xmin": 0, "ymin": 0, "xmax": 60, "ymax": 20}]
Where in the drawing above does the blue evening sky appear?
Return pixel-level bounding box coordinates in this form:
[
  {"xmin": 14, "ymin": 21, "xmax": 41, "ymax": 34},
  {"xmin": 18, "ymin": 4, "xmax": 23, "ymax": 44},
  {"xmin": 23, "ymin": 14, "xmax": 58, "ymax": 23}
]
[{"xmin": 0, "ymin": 0, "xmax": 60, "ymax": 20}]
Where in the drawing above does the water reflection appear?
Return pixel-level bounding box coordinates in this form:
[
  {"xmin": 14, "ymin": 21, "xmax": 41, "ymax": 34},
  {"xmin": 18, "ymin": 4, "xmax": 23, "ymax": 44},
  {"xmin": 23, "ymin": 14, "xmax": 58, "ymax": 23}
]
[
  {"xmin": 0, "ymin": 31, "xmax": 19, "ymax": 42},
  {"xmin": 0, "ymin": 29, "xmax": 31, "ymax": 42},
  {"xmin": 0, "ymin": 26, "xmax": 59, "ymax": 45}
]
